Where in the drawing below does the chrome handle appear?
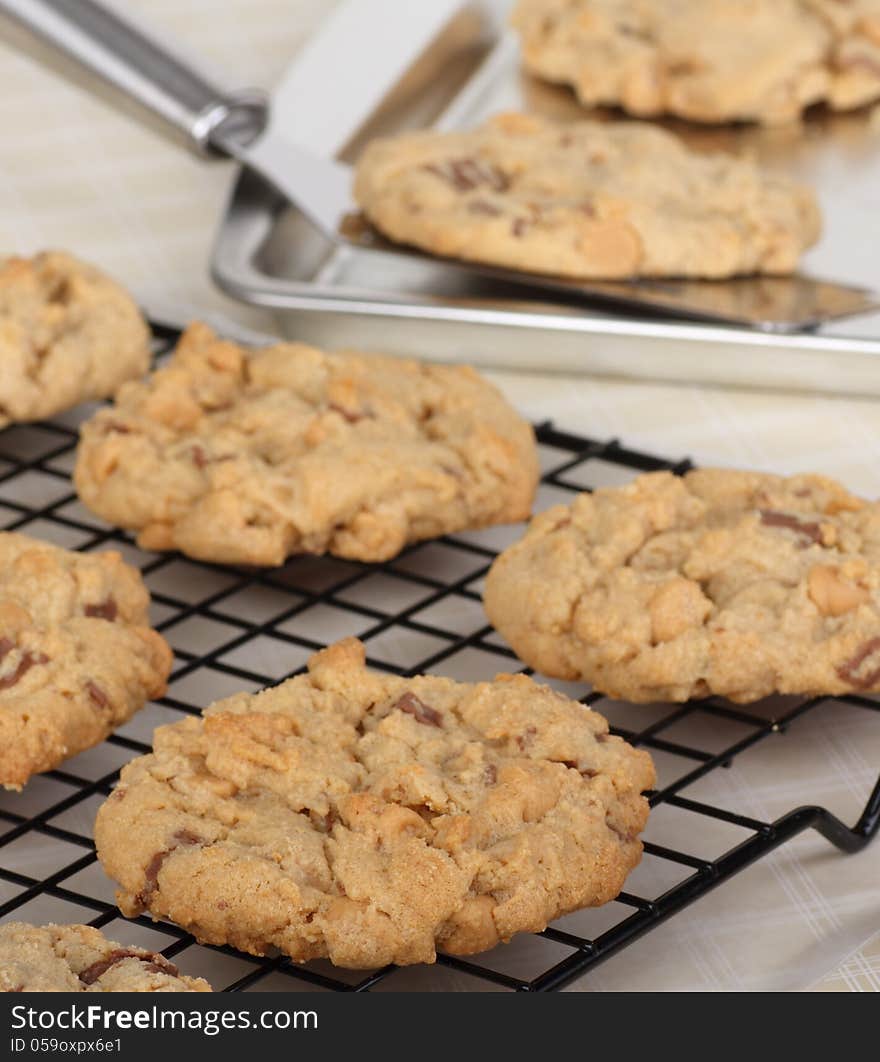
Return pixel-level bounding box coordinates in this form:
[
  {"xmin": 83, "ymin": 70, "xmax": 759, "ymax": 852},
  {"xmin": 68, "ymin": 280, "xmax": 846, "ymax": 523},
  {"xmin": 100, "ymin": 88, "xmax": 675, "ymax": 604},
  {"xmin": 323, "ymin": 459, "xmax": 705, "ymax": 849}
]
[{"xmin": 0, "ymin": 0, "xmax": 268, "ymax": 150}]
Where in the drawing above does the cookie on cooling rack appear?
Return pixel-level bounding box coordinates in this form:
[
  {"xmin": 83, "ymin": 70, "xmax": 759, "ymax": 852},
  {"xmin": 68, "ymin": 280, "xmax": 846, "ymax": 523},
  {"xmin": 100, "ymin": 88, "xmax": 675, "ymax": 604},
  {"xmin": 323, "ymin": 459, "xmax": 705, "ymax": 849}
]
[
  {"xmin": 0, "ymin": 251, "xmax": 150, "ymax": 427},
  {"xmin": 511, "ymin": 0, "xmax": 880, "ymax": 125},
  {"xmin": 0, "ymin": 922, "xmax": 211, "ymax": 992},
  {"xmin": 0, "ymin": 532, "xmax": 172, "ymax": 789},
  {"xmin": 484, "ymin": 467, "xmax": 880, "ymax": 704},
  {"xmin": 353, "ymin": 112, "xmax": 819, "ymax": 280},
  {"xmin": 94, "ymin": 637, "xmax": 654, "ymax": 969},
  {"xmin": 74, "ymin": 322, "xmax": 539, "ymax": 567}
]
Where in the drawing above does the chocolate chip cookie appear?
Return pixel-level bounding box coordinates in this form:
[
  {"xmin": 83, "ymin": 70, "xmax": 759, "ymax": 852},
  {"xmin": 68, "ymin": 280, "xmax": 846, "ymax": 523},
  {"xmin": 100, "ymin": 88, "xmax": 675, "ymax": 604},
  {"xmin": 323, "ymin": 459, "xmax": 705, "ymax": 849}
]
[
  {"xmin": 0, "ymin": 251, "xmax": 150, "ymax": 427},
  {"xmin": 94, "ymin": 638, "xmax": 654, "ymax": 969},
  {"xmin": 74, "ymin": 322, "xmax": 538, "ymax": 566},
  {"xmin": 0, "ymin": 923, "xmax": 211, "ymax": 992},
  {"xmin": 353, "ymin": 112, "xmax": 819, "ymax": 280},
  {"xmin": 0, "ymin": 532, "xmax": 172, "ymax": 789},
  {"xmin": 511, "ymin": 0, "xmax": 880, "ymax": 125},
  {"xmin": 484, "ymin": 468, "xmax": 880, "ymax": 703}
]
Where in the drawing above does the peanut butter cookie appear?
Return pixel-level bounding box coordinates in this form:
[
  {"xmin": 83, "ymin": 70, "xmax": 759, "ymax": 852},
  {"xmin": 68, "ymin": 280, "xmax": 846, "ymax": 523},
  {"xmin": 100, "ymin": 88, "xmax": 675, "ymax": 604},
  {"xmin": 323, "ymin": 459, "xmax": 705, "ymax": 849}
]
[
  {"xmin": 354, "ymin": 113, "xmax": 819, "ymax": 280},
  {"xmin": 0, "ymin": 251, "xmax": 150, "ymax": 427},
  {"xmin": 485, "ymin": 468, "xmax": 880, "ymax": 703},
  {"xmin": 74, "ymin": 323, "xmax": 538, "ymax": 566},
  {"xmin": 95, "ymin": 638, "xmax": 654, "ymax": 969},
  {"xmin": 0, "ymin": 923, "xmax": 210, "ymax": 992},
  {"xmin": 511, "ymin": 0, "xmax": 880, "ymax": 125},
  {"xmin": 0, "ymin": 532, "xmax": 172, "ymax": 788}
]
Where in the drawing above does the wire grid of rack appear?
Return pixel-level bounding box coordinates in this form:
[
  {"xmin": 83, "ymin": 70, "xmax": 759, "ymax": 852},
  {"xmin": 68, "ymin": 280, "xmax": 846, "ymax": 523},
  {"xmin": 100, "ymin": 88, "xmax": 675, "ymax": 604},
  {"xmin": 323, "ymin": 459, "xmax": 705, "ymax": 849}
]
[{"xmin": 0, "ymin": 323, "xmax": 879, "ymax": 992}]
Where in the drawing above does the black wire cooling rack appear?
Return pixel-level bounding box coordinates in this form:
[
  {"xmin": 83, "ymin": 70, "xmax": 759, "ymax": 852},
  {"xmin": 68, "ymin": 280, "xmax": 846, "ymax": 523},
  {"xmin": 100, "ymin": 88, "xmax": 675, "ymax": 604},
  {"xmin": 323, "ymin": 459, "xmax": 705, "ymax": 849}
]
[{"xmin": 0, "ymin": 323, "xmax": 879, "ymax": 993}]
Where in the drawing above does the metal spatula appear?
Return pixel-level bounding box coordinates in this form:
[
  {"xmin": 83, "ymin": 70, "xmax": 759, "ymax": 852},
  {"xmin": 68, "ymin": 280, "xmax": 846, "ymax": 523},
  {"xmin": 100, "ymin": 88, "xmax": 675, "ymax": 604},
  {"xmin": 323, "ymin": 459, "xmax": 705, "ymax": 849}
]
[{"xmin": 2, "ymin": 0, "xmax": 877, "ymax": 333}]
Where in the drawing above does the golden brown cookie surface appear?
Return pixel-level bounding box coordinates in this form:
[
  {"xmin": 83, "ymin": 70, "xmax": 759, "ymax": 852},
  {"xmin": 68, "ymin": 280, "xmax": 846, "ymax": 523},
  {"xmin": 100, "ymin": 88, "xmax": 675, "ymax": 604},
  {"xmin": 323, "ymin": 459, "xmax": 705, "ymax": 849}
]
[
  {"xmin": 485, "ymin": 468, "xmax": 880, "ymax": 703},
  {"xmin": 354, "ymin": 113, "xmax": 819, "ymax": 280},
  {"xmin": 0, "ymin": 251, "xmax": 149, "ymax": 426},
  {"xmin": 0, "ymin": 922, "xmax": 210, "ymax": 992},
  {"xmin": 74, "ymin": 323, "xmax": 538, "ymax": 566},
  {"xmin": 95, "ymin": 638, "xmax": 654, "ymax": 969},
  {"xmin": 511, "ymin": 0, "xmax": 880, "ymax": 125},
  {"xmin": 0, "ymin": 532, "xmax": 172, "ymax": 789}
]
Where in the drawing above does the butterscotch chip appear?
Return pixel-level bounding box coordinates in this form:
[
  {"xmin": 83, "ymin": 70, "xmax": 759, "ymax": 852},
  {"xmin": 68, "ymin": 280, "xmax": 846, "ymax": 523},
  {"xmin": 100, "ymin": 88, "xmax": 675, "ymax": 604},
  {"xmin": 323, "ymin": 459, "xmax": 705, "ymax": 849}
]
[
  {"xmin": 511, "ymin": 0, "xmax": 880, "ymax": 125},
  {"xmin": 73, "ymin": 322, "xmax": 538, "ymax": 566},
  {"xmin": 0, "ymin": 251, "xmax": 149, "ymax": 427},
  {"xmin": 0, "ymin": 532, "xmax": 172, "ymax": 789},
  {"xmin": 0, "ymin": 923, "xmax": 211, "ymax": 992},
  {"xmin": 353, "ymin": 113, "xmax": 819, "ymax": 280},
  {"xmin": 484, "ymin": 468, "xmax": 880, "ymax": 703},
  {"xmin": 94, "ymin": 638, "xmax": 654, "ymax": 969}
]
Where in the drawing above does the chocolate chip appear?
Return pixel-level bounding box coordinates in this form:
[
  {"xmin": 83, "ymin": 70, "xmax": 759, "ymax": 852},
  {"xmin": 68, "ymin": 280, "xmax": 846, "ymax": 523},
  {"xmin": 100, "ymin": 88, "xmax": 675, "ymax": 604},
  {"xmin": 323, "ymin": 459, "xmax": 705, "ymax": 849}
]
[
  {"xmin": 309, "ymin": 808, "xmax": 337, "ymax": 833},
  {"xmin": 0, "ymin": 649, "xmax": 48, "ymax": 690},
  {"xmin": 328, "ymin": 402, "xmax": 367, "ymax": 424},
  {"xmin": 103, "ymin": 421, "xmax": 131, "ymax": 435},
  {"xmin": 516, "ymin": 725, "xmax": 537, "ymax": 751},
  {"xmin": 85, "ymin": 598, "xmax": 117, "ymax": 621},
  {"xmin": 758, "ymin": 509, "xmax": 822, "ymax": 545},
  {"xmin": 483, "ymin": 763, "xmax": 497, "ymax": 785},
  {"xmin": 617, "ymin": 23, "xmax": 650, "ymax": 40},
  {"xmin": 563, "ymin": 758, "xmax": 598, "ymax": 778},
  {"xmin": 79, "ymin": 948, "xmax": 179, "ymax": 986},
  {"xmin": 395, "ymin": 691, "xmax": 442, "ymax": 727},
  {"xmin": 467, "ymin": 199, "xmax": 503, "ymax": 217},
  {"xmin": 48, "ymin": 276, "xmax": 72, "ymax": 306},
  {"xmin": 191, "ymin": 444, "xmax": 209, "ymax": 469},
  {"xmin": 424, "ymin": 157, "xmax": 510, "ymax": 193},
  {"xmin": 837, "ymin": 637, "xmax": 880, "ymax": 690},
  {"xmin": 837, "ymin": 55, "xmax": 880, "ymax": 77},
  {"xmin": 605, "ymin": 816, "xmax": 638, "ymax": 844},
  {"xmin": 136, "ymin": 829, "xmax": 202, "ymax": 906},
  {"xmin": 86, "ymin": 681, "xmax": 109, "ymax": 710},
  {"xmin": 667, "ymin": 58, "xmax": 703, "ymax": 75}
]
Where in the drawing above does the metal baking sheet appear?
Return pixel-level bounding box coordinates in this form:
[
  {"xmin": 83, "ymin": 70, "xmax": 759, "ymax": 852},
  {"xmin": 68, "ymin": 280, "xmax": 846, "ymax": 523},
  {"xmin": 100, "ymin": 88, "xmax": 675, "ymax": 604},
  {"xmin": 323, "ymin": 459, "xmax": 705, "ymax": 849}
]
[{"xmin": 211, "ymin": 0, "xmax": 880, "ymax": 392}]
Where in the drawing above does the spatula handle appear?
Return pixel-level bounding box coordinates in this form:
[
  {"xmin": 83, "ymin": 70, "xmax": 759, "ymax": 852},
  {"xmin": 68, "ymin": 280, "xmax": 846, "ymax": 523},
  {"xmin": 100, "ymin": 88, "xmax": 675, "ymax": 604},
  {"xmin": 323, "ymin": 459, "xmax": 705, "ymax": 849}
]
[{"xmin": 0, "ymin": 0, "xmax": 268, "ymax": 150}]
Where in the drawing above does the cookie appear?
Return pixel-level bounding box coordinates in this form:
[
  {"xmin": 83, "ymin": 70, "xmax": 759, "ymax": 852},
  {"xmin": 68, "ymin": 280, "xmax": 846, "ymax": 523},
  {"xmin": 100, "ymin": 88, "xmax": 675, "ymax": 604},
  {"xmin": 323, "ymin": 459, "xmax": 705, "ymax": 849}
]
[
  {"xmin": 511, "ymin": 0, "xmax": 880, "ymax": 125},
  {"xmin": 0, "ymin": 532, "xmax": 172, "ymax": 789},
  {"xmin": 484, "ymin": 468, "xmax": 880, "ymax": 703},
  {"xmin": 94, "ymin": 638, "xmax": 654, "ymax": 969},
  {"xmin": 0, "ymin": 251, "xmax": 150, "ymax": 428},
  {"xmin": 0, "ymin": 923, "xmax": 211, "ymax": 992},
  {"xmin": 74, "ymin": 322, "xmax": 538, "ymax": 566},
  {"xmin": 353, "ymin": 112, "xmax": 819, "ymax": 280}
]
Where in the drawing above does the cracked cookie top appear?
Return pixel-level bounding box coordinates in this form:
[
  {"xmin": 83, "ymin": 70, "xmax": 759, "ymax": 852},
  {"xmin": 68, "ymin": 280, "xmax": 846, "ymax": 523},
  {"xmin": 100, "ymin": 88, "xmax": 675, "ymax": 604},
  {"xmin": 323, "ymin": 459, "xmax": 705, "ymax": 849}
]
[
  {"xmin": 0, "ymin": 923, "xmax": 211, "ymax": 992},
  {"xmin": 0, "ymin": 251, "xmax": 150, "ymax": 427},
  {"xmin": 0, "ymin": 532, "xmax": 172, "ymax": 789},
  {"xmin": 95, "ymin": 638, "xmax": 654, "ymax": 969},
  {"xmin": 511, "ymin": 0, "xmax": 880, "ymax": 125},
  {"xmin": 354, "ymin": 112, "xmax": 819, "ymax": 280},
  {"xmin": 484, "ymin": 468, "xmax": 880, "ymax": 703},
  {"xmin": 74, "ymin": 322, "xmax": 538, "ymax": 566}
]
